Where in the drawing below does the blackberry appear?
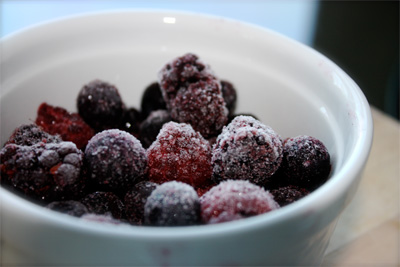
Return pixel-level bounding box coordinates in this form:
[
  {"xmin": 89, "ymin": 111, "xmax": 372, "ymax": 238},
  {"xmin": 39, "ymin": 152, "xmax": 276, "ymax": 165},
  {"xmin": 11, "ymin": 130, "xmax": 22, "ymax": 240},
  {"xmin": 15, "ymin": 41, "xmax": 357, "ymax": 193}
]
[
  {"xmin": 212, "ymin": 115, "xmax": 283, "ymax": 185},
  {"xmin": 5, "ymin": 124, "xmax": 61, "ymax": 146},
  {"xmin": 144, "ymin": 181, "xmax": 201, "ymax": 226},
  {"xmin": 139, "ymin": 109, "xmax": 172, "ymax": 148},
  {"xmin": 119, "ymin": 107, "xmax": 143, "ymax": 137},
  {"xmin": 77, "ymin": 79, "xmax": 125, "ymax": 131},
  {"xmin": 81, "ymin": 191, "xmax": 125, "ymax": 220},
  {"xmin": 46, "ymin": 200, "xmax": 89, "ymax": 217},
  {"xmin": 270, "ymin": 185, "xmax": 310, "ymax": 207},
  {"xmin": 84, "ymin": 129, "xmax": 148, "ymax": 191},
  {"xmin": 140, "ymin": 82, "xmax": 166, "ymax": 119},
  {"xmin": 36, "ymin": 102, "xmax": 95, "ymax": 149},
  {"xmin": 200, "ymin": 180, "xmax": 279, "ymax": 224}
]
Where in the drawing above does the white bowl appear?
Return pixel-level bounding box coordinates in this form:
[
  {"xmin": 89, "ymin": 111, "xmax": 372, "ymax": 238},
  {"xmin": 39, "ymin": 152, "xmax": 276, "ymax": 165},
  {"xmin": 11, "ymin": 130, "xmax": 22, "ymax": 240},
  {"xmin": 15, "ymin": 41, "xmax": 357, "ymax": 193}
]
[{"xmin": 0, "ymin": 10, "xmax": 373, "ymax": 266}]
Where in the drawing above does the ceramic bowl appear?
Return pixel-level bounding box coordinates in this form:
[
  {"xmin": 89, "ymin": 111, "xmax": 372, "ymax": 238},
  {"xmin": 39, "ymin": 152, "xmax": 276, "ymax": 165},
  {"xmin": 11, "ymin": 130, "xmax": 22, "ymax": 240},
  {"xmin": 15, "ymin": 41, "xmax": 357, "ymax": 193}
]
[{"xmin": 0, "ymin": 10, "xmax": 373, "ymax": 266}]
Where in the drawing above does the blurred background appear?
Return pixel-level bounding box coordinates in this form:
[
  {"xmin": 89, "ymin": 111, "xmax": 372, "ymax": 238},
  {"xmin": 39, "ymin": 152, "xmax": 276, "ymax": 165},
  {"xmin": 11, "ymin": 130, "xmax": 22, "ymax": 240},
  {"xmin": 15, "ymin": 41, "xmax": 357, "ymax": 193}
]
[{"xmin": 1, "ymin": 0, "xmax": 398, "ymax": 120}]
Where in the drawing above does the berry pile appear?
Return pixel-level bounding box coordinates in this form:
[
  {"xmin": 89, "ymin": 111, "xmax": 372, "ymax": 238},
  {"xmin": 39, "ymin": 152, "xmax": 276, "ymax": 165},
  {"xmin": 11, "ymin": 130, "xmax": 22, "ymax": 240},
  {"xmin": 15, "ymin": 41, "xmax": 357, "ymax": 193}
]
[{"xmin": 0, "ymin": 53, "xmax": 331, "ymax": 226}]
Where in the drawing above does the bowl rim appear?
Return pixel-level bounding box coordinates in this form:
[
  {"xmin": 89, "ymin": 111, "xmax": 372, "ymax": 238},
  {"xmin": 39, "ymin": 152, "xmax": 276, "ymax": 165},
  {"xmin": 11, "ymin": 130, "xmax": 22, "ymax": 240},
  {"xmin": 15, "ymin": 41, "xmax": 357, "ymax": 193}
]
[{"xmin": 0, "ymin": 9, "xmax": 374, "ymax": 240}]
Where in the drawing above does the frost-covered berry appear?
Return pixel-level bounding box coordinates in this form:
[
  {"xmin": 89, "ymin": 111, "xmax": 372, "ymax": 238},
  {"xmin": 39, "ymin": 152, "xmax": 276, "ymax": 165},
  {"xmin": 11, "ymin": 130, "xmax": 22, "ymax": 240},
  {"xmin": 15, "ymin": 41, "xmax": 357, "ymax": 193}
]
[
  {"xmin": 270, "ymin": 185, "xmax": 310, "ymax": 207},
  {"xmin": 212, "ymin": 115, "xmax": 283, "ymax": 185},
  {"xmin": 144, "ymin": 181, "xmax": 201, "ymax": 226},
  {"xmin": 5, "ymin": 124, "xmax": 62, "ymax": 146},
  {"xmin": 36, "ymin": 102, "xmax": 95, "ymax": 149},
  {"xmin": 81, "ymin": 191, "xmax": 125, "ymax": 220},
  {"xmin": 141, "ymin": 82, "xmax": 166, "ymax": 119},
  {"xmin": 0, "ymin": 141, "xmax": 84, "ymax": 202},
  {"xmin": 77, "ymin": 79, "xmax": 125, "ymax": 131},
  {"xmin": 200, "ymin": 180, "xmax": 279, "ymax": 224},
  {"xmin": 124, "ymin": 181, "xmax": 158, "ymax": 225},
  {"xmin": 46, "ymin": 200, "xmax": 89, "ymax": 217},
  {"xmin": 221, "ymin": 80, "xmax": 237, "ymax": 116},
  {"xmin": 84, "ymin": 129, "xmax": 148, "ymax": 191},
  {"xmin": 158, "ymin": 53, "xmax": 228, "ymax": 137},
  {"xmin": 119, "ymin": 107, "xmax": 143, "ymax": 138},
  {"xmin": 281, "ymin": 135, "xmax": 331, "ymax": 189},
  {"xmin": 139, "ymin": 109, "xmax": 172, "ymax": 148},
  {"xmin": 147, "ymin": 122, "xmax": 212, "ymax": 188}
]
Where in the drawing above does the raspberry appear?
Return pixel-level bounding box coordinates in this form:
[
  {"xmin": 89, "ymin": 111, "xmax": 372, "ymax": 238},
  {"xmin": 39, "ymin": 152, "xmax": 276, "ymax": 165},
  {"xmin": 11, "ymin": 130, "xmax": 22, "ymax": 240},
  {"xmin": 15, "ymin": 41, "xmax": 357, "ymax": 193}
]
[
  {"xmin": 81, "ymin": 191, "xmax": 125, "ymax": 220},
  {"xmin": 270, "ymin": 185, "xmax": 310, "ymax": 207},
  {"xmin": 46, "ymin": 200, "xmax": 89, "ymax": 217},
  {"xmin": 124, "ymin": 181, "xmax": 158, "ymax": 225},
  {"xmin": 139, "ymin": 109, "xmax": 172, "ymax": 148},
  {"xmin": 158, "ymin": 53, "xmax": 228, "ymax": 137},
  {"xmin": 0, "ymin": 141, "xmax": 84, "ymax": 202},
  {"xmin": 147, "ymin": 122, "xmax": 212, "ymax": 188},
  {"xmin": 212, "ymin": 115, "xmax": 283, "ymax": 185},
  {"xmin": 35, "ymin": 102, "xmax": 95, "ymax": 149},
  {"xmin": 200, "ymin": 180, "xmax": 279, "ymax": 224},
  {"xmin": 77, "ymin": 79, "xmax": 125, "ymax": 131},
  {"xmin": 5, "ymin": 124, "xmax": 62, "ymax": 146},
  {"xmin": 144, "ymin": 181, "xmax": 201, "ymax": 226},
  {"xmin": 118, "ymin": 107, "xmax": 143, "ymax": 138},
  {"xmin": 84, "ymin": 129, "xmax": 148, "ymax": 192},
  {"xmin": 141, "ymin": 82, "xmax": 166, "ymax": 119},
  {"xmin": 281, "ymin": 135, "xmax": 331, "ymax": 189},
  {"xmin": 221, "ymin": 80, "xmax": 237, "ymax": 116}
]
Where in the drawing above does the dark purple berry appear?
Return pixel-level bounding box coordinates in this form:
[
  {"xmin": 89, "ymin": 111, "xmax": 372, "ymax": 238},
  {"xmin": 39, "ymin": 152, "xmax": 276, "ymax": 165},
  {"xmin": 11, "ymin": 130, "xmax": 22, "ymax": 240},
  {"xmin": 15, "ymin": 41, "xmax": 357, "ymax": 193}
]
[
  {"xmin": 46, "ymin": 200, "xmax": 89, "ymax": 217},
  {"xmin": 81, "ymin": 191, "xmax": 125, "ymax": 220},
  {"xmin": 270, "ymin": 185, "xmax": 310, "ymax": 207},
  {"xmin": 281, "ymin": 135, "xmax": 331, "ymax": 190},
  {"xmin": 119, "ymin": 107, "xmax": 143, "ymax": 137},
  {"xmin": 5, "ymin": 124, "xmax": 62, "ymax": 146},
  {"xmin": 212, "ymin": 115, "xmax": 283, "ymax": 185},
  {"xmin": 139, "ymin": 109, "xmax": 172, "ymax": 148},
  {"xmin": 84, "ymin": 129, "xmax": 148, "ymax": 191},
  {"xmin": 221, "ymin": 80, "xmax": 237, "ymax": 116},
  {"xmin": 141, "ymin": 82, "xmax": 166, "ymax": 119},
  {"xmin": 124, "ymin": 181, "xmax": 158, "ymax": 225},
  {"xmin": 144, "ymin": 181, "xmax": 201, "ymax": 226},
  {"xmin": 77, "ymin": 79, "xmax": 124, "ymax": 131}
]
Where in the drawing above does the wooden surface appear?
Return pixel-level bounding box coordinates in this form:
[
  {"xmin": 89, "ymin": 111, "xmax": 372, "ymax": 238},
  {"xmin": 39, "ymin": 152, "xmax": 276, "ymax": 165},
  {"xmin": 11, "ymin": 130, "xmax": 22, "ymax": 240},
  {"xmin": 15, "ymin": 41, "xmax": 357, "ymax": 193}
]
[{"xmin": 323, "ymin": 106, "xmax": 400, "ymax": 266}]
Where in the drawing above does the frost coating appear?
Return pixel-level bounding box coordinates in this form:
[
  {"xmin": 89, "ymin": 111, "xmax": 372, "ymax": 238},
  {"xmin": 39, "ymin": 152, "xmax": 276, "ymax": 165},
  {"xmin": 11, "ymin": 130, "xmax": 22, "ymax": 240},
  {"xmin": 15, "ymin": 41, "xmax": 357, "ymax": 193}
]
[
  {"xmin": 200, "ymin": 180, "xmax": 279, "ymax": 224},
  {"xmin": 212, "ymin": 115, "xmax": 283, "ymax": 184}
]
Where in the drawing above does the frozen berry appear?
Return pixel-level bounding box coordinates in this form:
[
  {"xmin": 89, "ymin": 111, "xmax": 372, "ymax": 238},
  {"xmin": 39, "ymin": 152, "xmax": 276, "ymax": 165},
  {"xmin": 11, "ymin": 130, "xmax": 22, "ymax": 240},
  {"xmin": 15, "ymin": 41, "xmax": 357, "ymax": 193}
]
[
  {"xmin": 147, "ymin": 122, "xmax": 212, "ymax": 188},
  {"xmin": 221, "ymin": 80, "xmax": 237, "ymax": 116},
  {"xmin": 141, "ymin": 82, "xmax": 166, "ymax": 119},
  {"xmin": 85, "ymin": 129, "xmax": 148, "ymax": 192},
  {"xmin": 158, "ymin": 53, "xmax": 228, "ymax": 137},
  {"xmin": 36, "ymin": 102, "xmax": 95, "ymax": 149},
  {"xmin": 281, "ymin": 135, "xmax": 331, "ymax": 189},
  {"xmin": 200, "ymin": 180, "xmax": 279, "ymax": 224},
  {"xmin": 119, "ymin": 107, "xmax": 143, "ymax": 137},
  {"xmin": 270, "ymin": 185, "xmax": 309, "ymax": 207},
  {"xmin": 144, "ymin": 181, "xmax": 200, "ymax": 226},
  {"xmin": 139, "ymin": 109, "xmax": 172, "ymax": 148},
  {"xmin": 124, "ymin": 181, "xmax": 158, "ymax": 225},
  {"xmin": 81, "ymin": 191, "xmax": 125, "ymax": 220},
  {"xmin": 77, "ymin": 79, "xmax": 124, "ymax": 131},
  {"xmin": 0, "ymin": 141, "xmax": 84, "ymax": 202},
  {"xmin": 46, "ymin": 200, "xmax": 88, "ymax": 217},
  {"xmin": 5, "ymin": 124, "xmax": 62, "ymax": 146},
  {"xmin": 212, "ymin": 115, "xmax": 283, "ymax": 185}
]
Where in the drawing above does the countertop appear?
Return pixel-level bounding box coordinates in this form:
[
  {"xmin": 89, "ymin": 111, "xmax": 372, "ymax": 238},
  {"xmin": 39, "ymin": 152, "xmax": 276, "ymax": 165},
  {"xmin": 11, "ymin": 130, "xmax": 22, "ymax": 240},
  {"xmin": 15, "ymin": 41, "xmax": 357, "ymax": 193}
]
[{"xmin": 1, "ymin": 106, "xmax": 399, "ymax": 266}]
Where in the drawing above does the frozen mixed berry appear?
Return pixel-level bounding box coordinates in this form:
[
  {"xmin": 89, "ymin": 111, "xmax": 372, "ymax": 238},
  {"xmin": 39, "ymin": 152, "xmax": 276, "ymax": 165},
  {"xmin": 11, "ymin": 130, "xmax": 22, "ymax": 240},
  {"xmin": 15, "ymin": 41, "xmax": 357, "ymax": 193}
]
[
  {"xmin": 119, "ymin": 107, "xmax": 143, "ymax": 138},
  {"xmin": 0, "ymin": 141, "xmax": 84, "ymax": 202},
  {"xmin": 46, "ymin": 200, "xmax": 89, "ymax": 217},
  {"xmin": 158, "ymin": 53, "xmax": 228, "ymax": 137},
  {"xmin": 281, "ymin": 135, "xmax": 331, "ymax": 189},
  {"xmin": 141, "ymin": 82, "xmax": 166, "ymax": 119},
  {"xmin": 139, "ymin": 109, "xmax": 172, "ymax": 148},
  {"xmin": 124, "ymin": 181, "xmax": 158, "ymax": 225},
  {"xmin": 84, "ymin": 129, "xmax": 148, "ymax": 192},
  {"xmin": 270, "ymin": 185, "xmax": 310, "ymax": 207},
  {"xmin": 81, "ymin": 191, "xmax": 125, "ymax": 220},
  {"xmin": 5, "ymin": 124, "xmax": 62, "ymax": 146},
  {"xmin": 200, "ymin": 180, "xmax": 279, "ymax": 224},
  {"xmin": 36, "ymin": 102, "xmax": 95, "ymax": 149},
  {"xmin": 147, "ymin": 122, "xmax": 212, "ymax": 188},
  {"xmin": 77, "ymin": 79, "xmax": 125, "ymax": 131},
  {"xmin": 144, "ymin": 181, "xmax": 201, "ymax": 226},
  {"xmin": 212, "ymin": 115, "xmax": 283, "ymax": 185},
  {"xmin": 221, "ymin": 80, "xmax": 237, "ymax": 116}
]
